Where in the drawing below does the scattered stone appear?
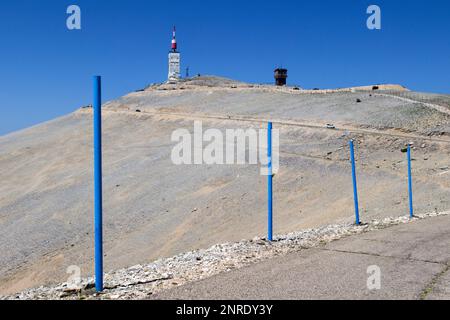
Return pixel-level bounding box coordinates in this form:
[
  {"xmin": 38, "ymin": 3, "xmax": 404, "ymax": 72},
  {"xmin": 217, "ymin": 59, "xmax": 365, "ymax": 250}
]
[
  {"xmin": 2, "ymin": 211, "xmax": 448, "ymax": 300},
  {"xmin": 83, "ymin": 282, "xmax": 95, "ymax": 291},
  {"xmin": 255, "ymin": 239, "xmax": 267, "ymax": 245}
]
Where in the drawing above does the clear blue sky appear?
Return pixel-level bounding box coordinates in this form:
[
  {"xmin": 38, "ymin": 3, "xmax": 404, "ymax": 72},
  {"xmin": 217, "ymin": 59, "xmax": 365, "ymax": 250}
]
[{"xmin": 1, "ymin": 0, "xmax": 449, "ymax": 135}]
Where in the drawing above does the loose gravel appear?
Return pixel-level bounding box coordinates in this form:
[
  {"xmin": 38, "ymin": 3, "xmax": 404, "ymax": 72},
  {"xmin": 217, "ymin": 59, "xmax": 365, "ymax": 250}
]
[{"xmin": 2, "ymin": 210, "xmax": 448, "ymax": 300}]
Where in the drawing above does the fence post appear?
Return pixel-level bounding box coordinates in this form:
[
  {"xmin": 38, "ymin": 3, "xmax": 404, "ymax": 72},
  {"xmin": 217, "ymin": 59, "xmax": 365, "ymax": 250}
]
[
  {"xmin": 349, "ymin": 140, "xmax": 361, "ymax": 225},
  {"xmin": 267, "ymin": 122, "xmax": 273, "ymax": 241},
  {"xmin": 407, "ymin": 144, "xmax": 414, "ymax": 218},
  {"xmin": 93, "ymin": 76, "xmax": 103, "ymax": 292}
]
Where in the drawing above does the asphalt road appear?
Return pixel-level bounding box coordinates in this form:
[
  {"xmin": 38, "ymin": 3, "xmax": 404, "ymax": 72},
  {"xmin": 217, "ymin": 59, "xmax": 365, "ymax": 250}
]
[{"xmin": 152, "ymin": 215, "xmax": 450, "ymax": 300}]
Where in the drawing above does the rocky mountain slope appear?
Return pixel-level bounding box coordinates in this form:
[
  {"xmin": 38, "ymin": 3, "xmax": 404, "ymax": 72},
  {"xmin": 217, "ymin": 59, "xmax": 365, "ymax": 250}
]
[{"xmin": 1, "ymin": 76, "xmax": 450, "ymax": 295}]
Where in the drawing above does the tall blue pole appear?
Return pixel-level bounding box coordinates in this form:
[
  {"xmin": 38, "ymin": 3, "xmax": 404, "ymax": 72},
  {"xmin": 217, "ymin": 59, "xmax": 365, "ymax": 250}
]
[
  {"xmin": 267, "ymin": 122, "xmax": 273, "ymax": 241},
  {"xmin": 93, "ymin": 76, "xmax": 103, "ymax": 292},
  {"xmin": 349, "ymin": 140, "xmax": 360, "ymax": 225},
  {"xmin": 407, "ymin": 144, "xmax": 414, "ymax": 218}
]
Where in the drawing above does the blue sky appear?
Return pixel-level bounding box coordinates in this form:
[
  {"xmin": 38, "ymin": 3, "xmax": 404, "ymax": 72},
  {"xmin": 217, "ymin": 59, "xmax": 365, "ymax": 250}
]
[{"xmin": 0, "ymin": 0, "xmax": 449, "ymax": 135}]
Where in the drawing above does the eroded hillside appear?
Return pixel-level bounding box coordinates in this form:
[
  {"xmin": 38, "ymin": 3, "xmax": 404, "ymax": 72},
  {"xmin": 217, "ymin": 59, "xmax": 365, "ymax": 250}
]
[{"xmin": 1, "ymin": 76, "xmax": 450, "ymax": 294}]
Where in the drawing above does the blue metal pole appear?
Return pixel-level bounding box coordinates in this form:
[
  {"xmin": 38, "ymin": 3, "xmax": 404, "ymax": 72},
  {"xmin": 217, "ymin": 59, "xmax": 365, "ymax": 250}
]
[
  {"xmin": 267, "ymin": 122, "xmax": 273, "ymax": 241},
  {"xmin": 349, "ymin": 140, "xmax": 360, "ymax": 225},
  {"xmin": 93, "ymin": 76, "xmax": 103, "ymax": 292},
  {"xmin": 407, "ymin": 145, "xmax": 414, "ymax": 218}
]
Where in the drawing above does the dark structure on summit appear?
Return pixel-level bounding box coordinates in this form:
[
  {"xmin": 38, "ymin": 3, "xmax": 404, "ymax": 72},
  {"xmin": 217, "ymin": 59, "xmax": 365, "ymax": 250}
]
[{"xmin": 274, "ymin": 68, "xmax": 288, "ymax": 86}]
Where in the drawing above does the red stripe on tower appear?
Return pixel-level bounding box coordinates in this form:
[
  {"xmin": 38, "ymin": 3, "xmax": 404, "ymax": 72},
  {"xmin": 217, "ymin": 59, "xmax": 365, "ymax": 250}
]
[{"xmin": 171, "ymin": 26, "xmax": 177, "ymax": 51}]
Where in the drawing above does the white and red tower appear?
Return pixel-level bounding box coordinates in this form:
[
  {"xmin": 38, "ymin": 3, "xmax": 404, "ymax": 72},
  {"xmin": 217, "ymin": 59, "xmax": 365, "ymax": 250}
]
[
  {"xmin": 168, "ymin": 26, "xmax": 181, "ymax": 82},
  {"xmin": 171, "ymin": 26, "xmax": 177, "ymax": 51}
]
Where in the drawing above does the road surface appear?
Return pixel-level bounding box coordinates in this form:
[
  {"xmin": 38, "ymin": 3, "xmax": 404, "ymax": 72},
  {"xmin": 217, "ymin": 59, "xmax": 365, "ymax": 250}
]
[{"xmin": 152, "ymin": 215, "xmax": 450, "ymax": 300}]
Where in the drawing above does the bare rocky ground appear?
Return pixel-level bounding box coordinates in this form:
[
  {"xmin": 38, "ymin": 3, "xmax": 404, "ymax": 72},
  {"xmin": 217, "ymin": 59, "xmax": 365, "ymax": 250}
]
[
  {"xmin": 2, "ymin": 211, "xmax": 447, "ymax": 300},
  {"xmin": 1, "ymin": 76, "xmax": 450, "ymax": 296}
]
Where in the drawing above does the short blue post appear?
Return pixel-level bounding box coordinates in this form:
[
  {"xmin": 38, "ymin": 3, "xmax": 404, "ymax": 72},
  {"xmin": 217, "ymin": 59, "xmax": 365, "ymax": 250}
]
[
  {"xmin": 93, "ymin": 76, "xmax": 103, "ymax": 292},
  {"xmin": 407, "ymin": 145, "xmax": 414, "ymax": 218},
  {"xmin": 349, "ymin": 140, "xmax": 360, "ymax": 225},
  {"xmin": 267, "ymin": 122, "xmax": 273, "ymax": 241}
]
